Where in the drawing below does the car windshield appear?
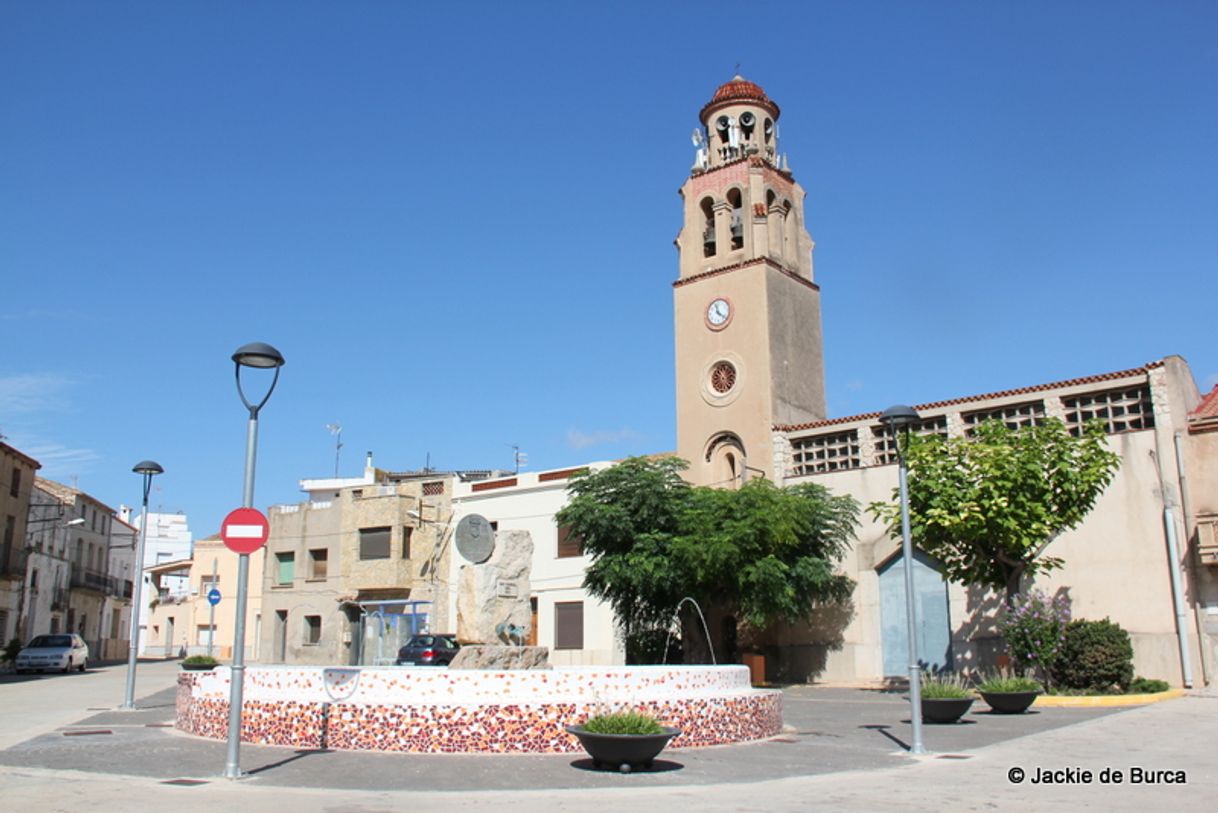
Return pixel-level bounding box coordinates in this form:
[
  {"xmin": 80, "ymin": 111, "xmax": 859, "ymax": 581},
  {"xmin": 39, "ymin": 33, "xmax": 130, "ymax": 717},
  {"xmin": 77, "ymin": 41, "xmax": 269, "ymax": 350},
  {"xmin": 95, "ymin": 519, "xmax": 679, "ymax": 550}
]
[
  {"xmin": 28, "ymin": 635, "xmax": 72, "ymax": 648},
  {"xmin": 409, "ymin": 636, "xmax": 435, "ymax": 646}
]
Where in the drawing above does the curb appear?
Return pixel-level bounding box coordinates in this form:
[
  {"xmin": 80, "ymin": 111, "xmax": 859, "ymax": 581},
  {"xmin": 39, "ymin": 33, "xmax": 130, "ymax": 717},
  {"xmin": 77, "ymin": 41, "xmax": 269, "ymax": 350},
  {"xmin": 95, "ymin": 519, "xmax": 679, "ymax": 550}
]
[{"xmin": 1032, "ymin": 688, "xmax": 1186, "ymax": 707}]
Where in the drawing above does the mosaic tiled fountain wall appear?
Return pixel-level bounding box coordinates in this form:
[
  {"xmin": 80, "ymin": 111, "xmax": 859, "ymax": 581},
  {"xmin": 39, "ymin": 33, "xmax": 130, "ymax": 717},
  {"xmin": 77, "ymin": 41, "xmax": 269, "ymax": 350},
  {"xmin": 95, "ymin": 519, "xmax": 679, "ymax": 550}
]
[{"xmin": 176, "ymin": 664, "xmax": 782, "ymax": 753}]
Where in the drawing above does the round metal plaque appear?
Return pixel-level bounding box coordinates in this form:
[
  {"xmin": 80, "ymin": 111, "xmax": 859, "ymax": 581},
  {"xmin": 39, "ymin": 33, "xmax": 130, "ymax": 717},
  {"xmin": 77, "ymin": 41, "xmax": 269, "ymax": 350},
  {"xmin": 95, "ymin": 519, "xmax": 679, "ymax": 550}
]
[{"xmin": 455, "ymin": 514, "xmax": 495, "ymax": 564}]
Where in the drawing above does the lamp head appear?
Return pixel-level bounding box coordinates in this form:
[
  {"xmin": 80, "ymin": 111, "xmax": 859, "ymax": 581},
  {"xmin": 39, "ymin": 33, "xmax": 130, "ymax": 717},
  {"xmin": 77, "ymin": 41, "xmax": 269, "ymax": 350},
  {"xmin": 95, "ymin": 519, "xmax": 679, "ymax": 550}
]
[
  {"xmin": 132, "ymin": 460, "xmax": 164, "ymax": 477},
  {"xmin": 65, "ymin": 517, "xmax": 86, "ymax": 527},
  {"xmin": 232, "ymin": 342, "xmax": 285, "ymax": 369},
  {"xmin": 879, "ymin": 405, "xmax": 920, "ymax": 431}
]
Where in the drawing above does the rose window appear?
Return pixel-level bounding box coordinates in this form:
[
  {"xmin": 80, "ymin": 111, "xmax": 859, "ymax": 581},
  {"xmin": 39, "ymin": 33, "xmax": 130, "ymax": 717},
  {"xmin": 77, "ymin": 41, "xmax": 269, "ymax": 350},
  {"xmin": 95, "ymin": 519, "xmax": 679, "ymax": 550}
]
[{"xmin": 710, "ymin": 361, "xmax": 737, "ymax": 394}]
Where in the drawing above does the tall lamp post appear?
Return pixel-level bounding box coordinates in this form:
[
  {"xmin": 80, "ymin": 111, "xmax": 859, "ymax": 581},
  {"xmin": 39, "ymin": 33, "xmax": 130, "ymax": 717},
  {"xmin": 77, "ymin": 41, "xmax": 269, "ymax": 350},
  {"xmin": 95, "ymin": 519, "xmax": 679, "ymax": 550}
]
[
  {"xmin": 223, "ymin": 341, "xmax": 284, "ymax": 779},
  {"xmin": 122, "ymin": 460, "xmax": 163, "ymax": 710},
  {"xmin": 879, "ymin": 404, "xmax": 926, "ymax": 756}
]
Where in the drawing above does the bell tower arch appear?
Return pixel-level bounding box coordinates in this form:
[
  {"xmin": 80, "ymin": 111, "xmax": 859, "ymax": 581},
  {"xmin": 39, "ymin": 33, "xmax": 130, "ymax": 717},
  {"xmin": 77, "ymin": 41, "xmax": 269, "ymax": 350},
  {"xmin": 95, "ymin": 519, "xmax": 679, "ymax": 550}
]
[{"xmin": 674, "ymin": 76, "xmax": 827, "ymax": 486}]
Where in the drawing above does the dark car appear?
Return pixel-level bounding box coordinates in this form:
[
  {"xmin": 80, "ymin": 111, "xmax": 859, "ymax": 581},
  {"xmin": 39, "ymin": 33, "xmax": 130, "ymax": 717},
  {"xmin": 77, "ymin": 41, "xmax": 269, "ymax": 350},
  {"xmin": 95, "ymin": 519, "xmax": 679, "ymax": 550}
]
[{"xmin": 395, "ymin": 634, "xmax": 460, "ymax": 666}]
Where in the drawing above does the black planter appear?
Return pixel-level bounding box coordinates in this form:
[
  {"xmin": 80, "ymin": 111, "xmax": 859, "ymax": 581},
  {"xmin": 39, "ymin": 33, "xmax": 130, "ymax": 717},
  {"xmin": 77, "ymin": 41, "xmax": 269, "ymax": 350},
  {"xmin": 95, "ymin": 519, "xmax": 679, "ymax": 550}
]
[
  {"xmin": 920, "ymin": 697, "xmax": 974, "ymax": 724},
  {"xmin": 565, "ymin": 725, "xmax": 681, "ymax": 773},
  {"xmin": 980, "ymin": 690, "xmax": 1040, "ymax": 714},
  {"xmin": 180, "ymin": 663, "xmax": 218, "ymax": 672}
]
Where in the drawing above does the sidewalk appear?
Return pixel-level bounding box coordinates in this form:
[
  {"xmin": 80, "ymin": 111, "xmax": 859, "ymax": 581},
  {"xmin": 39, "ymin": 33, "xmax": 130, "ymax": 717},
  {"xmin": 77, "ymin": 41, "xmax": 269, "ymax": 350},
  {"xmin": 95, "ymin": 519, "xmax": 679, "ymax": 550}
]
[{"xmin": 0, "ymin": 677, "xmax": 1213, "ymax": 811}]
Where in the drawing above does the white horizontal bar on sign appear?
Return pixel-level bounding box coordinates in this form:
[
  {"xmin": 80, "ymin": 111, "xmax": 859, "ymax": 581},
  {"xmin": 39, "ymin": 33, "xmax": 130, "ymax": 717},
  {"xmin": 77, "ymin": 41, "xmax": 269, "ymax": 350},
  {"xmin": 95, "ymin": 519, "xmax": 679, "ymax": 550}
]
[{"xmin": 225, "ymin": 524, "xmax": 265, "ymax": 539}]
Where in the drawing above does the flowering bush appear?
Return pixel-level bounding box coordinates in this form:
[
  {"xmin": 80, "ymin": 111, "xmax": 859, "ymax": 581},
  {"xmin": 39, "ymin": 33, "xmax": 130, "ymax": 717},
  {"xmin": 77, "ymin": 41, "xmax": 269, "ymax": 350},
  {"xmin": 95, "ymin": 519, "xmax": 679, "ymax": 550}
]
[{"xmin": 996, "ymin": 589, "xmax": 1071, "ymax": 688}]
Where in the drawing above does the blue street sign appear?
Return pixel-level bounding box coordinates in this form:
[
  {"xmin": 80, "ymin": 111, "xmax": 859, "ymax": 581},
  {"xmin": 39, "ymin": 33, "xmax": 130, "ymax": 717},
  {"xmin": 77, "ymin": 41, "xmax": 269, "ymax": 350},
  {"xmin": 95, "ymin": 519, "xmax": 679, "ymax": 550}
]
[{"xmin": 207, "ymin": 588, "xmax": 222, "ymax": 606}]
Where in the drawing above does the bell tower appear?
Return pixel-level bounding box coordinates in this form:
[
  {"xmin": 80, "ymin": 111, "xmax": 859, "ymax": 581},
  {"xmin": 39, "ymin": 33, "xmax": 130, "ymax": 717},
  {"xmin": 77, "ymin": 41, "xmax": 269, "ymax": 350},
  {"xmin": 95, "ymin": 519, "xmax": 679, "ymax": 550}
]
[{"xmin": 674, "ymin": 76, "xmax": 826, "ymax": 486}]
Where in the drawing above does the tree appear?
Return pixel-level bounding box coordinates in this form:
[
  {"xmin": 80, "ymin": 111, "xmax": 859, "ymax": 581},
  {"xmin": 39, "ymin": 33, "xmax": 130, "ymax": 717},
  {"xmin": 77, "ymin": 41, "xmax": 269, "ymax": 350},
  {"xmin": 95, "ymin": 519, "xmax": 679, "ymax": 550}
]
[
  {"xmin": 556, "ymin": 456, "xmax": 859, "ymax": 662},
  {"xmin": 870, "ymin": 418, "xmax": 1121, "ymax": 603}
]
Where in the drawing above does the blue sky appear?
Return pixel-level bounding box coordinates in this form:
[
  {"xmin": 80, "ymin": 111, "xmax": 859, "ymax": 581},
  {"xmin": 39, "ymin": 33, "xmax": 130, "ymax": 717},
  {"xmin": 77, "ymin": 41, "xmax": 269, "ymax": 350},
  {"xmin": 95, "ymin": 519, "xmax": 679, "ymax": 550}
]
[{"xmin": 2, "ymin": 1, "xmax": 1215, "ymax": 536}]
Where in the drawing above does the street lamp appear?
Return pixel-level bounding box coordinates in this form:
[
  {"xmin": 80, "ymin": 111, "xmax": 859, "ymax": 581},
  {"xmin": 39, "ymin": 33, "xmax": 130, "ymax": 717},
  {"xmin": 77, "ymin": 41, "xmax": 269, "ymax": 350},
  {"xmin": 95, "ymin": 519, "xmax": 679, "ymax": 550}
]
[
  {"xmin": 224, "ymin": 341, "xmax": 284, "ymax": 779},
  {"xmin": 122, "ymin": 459, "xmax": 163, "ymax": 710},
  {"xmin": 879, "ymin": 404, "xmax": 927, "ymax": 756}
]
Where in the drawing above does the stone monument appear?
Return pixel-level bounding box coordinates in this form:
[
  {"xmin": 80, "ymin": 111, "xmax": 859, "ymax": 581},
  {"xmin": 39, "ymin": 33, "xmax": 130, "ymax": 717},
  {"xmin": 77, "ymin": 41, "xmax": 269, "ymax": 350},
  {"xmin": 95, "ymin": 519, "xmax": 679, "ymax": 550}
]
[{"xmin": 452, "ymin": 524, "xmax": 550, "ymax": 669}]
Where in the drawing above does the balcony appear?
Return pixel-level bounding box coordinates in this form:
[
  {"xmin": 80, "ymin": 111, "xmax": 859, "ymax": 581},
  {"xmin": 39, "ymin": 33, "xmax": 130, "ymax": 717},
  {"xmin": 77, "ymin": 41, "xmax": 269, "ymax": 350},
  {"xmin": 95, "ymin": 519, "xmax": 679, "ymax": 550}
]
[{"xmin": 70, "ymin": 565, "xmax": 127, "ymax": 598}]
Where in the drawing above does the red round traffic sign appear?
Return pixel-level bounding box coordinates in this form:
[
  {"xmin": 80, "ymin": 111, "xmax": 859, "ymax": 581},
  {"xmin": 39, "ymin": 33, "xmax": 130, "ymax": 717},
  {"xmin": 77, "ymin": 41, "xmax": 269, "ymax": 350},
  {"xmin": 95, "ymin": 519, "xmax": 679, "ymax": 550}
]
[{"xmin": 220, "ymin": 507, "xmax": 270, "ymax": 554}]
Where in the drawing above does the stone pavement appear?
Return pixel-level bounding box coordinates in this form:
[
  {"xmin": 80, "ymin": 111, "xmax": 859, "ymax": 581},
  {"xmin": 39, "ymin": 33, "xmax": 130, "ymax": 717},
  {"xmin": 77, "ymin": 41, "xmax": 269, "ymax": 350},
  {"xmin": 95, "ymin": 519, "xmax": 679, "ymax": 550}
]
[{"xmin": 0, "ymin": 663, "xmax": 1213, "ymax": 812}]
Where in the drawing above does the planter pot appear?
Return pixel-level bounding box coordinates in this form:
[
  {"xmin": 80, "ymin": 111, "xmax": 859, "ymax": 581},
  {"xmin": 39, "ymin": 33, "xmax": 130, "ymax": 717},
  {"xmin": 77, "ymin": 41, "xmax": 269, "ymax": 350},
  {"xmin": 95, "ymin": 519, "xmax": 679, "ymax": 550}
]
[
  {"xmin": 565, "ymin": 725, "xmax": 681, "ymax": 773},
  {"xmin": 180, "ymin": 663, "xmax": 218, "ymax": 672},
  {"xmin": 920, "ymin": 697, "xmax": 974, "ymax": 724},
  {"xmin": 980, "ymin": 690, "xmax": 1040, "ymax": 714}
]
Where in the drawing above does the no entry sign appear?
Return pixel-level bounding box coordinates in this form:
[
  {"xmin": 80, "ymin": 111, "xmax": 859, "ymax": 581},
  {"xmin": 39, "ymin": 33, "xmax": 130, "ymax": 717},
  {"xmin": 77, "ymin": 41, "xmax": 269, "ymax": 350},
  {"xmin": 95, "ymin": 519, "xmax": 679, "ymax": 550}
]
[{"xmin": 220, "ymin": 507, "xmax": 270, "ymax": 555}]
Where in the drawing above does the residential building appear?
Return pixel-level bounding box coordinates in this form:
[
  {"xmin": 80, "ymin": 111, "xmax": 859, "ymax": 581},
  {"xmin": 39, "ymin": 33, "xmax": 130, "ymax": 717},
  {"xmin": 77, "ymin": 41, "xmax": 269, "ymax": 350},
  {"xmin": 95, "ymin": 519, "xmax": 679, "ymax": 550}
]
[
  {"xmin": 0, "ymin": 442, "xmax": 41, "ymax": 644},
  {"xmin": 32, "ymin": 477, "xmax": 136, "ymax": 660},
  {"xmin": 259, "ymin": 454, "xmax": 471, "ymax": 665},
  {"xmin": 121, "ymin": 509, "xmax": 192, "ymax": 654},
  {"xmin": 144, "ymin": 532, "xmax": 263, "ymax": 659}
]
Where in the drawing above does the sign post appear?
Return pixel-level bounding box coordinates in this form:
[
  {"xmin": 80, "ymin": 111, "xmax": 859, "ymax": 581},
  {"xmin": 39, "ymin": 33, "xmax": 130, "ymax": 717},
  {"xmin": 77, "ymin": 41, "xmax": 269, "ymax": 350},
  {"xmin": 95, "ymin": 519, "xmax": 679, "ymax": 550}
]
[
  {"xmin": 206, "ymin": 557, "xmax": 220, "ymax": 658},
  {"xmin": 220, "ymin": 505, "xmax": 270, "ymax": 777}
]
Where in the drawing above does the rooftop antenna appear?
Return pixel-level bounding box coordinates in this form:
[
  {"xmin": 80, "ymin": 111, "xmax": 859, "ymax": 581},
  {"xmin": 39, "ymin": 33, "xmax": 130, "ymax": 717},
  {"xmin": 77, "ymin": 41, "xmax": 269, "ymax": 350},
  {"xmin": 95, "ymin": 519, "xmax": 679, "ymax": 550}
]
[
  {"xmin": 510, "ymin": 444, "xmax": 528, "ymax": 475},
  {"xmin": 326, "ymin": 423, "xmax": 343, "ymax": 477}
]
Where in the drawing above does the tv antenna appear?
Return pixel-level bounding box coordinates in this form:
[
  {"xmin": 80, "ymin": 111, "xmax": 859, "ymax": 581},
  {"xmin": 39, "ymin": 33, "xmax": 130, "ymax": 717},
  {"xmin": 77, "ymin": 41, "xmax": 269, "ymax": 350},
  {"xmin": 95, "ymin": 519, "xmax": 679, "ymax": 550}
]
[
  {"xmin": 510, "ymin": 444, "xmax": 528, "ymax": 475},
  {"xmin": 326, "ymin": 423, "xmax": 343, "ymax": 477}
]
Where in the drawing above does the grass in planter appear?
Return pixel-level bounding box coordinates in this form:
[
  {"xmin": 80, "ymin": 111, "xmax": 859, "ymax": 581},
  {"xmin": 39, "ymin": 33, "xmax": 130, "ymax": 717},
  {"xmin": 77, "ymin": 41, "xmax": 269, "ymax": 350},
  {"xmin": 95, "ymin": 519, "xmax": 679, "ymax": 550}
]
[
  {"xmin": 977, "ymin": 672, "xmax": 1042, "ymax": 694},
  {"xmin": 581, "ymin": 711, "xmax": 665, "ymax": 735},
  {"xmin": 919, "ymin": 672, "xmax": 972, "ymax": 699}
]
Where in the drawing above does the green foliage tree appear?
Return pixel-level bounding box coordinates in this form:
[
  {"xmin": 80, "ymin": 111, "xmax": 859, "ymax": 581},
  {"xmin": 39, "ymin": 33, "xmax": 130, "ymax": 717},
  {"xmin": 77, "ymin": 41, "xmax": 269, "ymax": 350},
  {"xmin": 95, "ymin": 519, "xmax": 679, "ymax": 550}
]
[
  {"xmin": 555, "ymin": 456, "xmax": 859, "ymax": 662},
  {"xmin": 871, "ymin": 418, "xmax": 1121, "ymax": 603}
]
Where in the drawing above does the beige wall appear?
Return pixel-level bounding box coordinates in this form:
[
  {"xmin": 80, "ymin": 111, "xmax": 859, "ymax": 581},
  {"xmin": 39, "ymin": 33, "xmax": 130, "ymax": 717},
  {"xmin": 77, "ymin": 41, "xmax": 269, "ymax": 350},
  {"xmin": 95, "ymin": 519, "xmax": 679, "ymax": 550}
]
[
  {"xmin": 772, "ymin": 360, "xmax": 1214, "ymax": 687},
  {"xmin": 146, "ymin": 537, "xmax": 264, "ymax": 660}
]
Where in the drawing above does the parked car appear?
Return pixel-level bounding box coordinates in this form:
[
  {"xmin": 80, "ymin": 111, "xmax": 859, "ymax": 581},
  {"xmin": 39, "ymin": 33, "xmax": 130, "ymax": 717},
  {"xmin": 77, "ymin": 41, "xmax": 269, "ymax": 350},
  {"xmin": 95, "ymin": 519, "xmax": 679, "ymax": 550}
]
[
  {"xmin": 15, "ymin": 633, "xmax": 89, "ymax": 674},
  {"xmin": 395, "ymin": 634, "xmax": 460, "ymax": 666}
]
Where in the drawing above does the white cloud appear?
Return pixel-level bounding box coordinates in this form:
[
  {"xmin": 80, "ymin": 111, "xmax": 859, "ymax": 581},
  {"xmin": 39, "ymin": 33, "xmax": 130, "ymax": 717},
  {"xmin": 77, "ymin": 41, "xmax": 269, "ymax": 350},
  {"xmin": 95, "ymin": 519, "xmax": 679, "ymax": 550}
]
[
  {"xmin": 0, "ymin": 373, "xmax": 74, "ymax": 414},
  {"xmin": 566, "ymin": 427, "xmax": 641, "ymax": 450},
  {"xmin": 20, "ymin": 443, "xmax": 101, "ymax": 477}
]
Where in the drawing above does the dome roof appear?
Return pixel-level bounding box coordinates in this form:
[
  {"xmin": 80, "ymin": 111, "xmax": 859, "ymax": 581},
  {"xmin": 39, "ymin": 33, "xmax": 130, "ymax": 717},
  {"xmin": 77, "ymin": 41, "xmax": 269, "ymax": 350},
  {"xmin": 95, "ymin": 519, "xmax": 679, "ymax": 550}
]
[{"xmin": 700, "ymin": 75, "xmax": 780, "ymax": 122}]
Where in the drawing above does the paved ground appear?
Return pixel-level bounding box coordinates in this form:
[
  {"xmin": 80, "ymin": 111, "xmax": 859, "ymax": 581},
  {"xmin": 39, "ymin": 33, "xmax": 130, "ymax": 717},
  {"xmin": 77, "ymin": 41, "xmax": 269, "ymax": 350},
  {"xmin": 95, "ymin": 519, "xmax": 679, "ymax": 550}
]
[{"xmin": 1, "ymin": 660, "xmax": 1214, "ymax": 811}]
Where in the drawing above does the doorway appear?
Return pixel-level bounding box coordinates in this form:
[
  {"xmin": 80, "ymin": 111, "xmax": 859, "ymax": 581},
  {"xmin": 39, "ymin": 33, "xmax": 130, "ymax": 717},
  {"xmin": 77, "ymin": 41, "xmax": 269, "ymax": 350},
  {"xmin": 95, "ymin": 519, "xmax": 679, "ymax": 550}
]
[{"xmin": 878, "ymin": 549, "xmax": 953, "ymax": 676}]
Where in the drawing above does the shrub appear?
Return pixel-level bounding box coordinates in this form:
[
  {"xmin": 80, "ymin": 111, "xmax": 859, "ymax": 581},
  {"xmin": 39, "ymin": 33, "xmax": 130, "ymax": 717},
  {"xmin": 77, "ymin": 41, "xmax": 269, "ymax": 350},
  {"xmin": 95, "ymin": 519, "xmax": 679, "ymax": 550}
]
[
  {"xmin": 1130, "ymin": 677, "xmax": 1170, "ymax": 694},
  {"xmin": 919, "ymin": 672, "xmax": 971, "ymax": 699},
  {"xmin": 3, "ymin": 637, "xmax": 22, "ymax": 663},
  {"xmin": 1051, "ymin": 618, "xmax": 1134, "ymax": 693},
  {"xmin": 581, "ymin": 711, "xmax": 665, "ymax": 735},
  {"xmin": 181, "ymin": 655, "xmax": 219, "ymax": 668},
  {"xmin": 996, "ymin": 589, "xmax": 1070, "ymax": 688}
]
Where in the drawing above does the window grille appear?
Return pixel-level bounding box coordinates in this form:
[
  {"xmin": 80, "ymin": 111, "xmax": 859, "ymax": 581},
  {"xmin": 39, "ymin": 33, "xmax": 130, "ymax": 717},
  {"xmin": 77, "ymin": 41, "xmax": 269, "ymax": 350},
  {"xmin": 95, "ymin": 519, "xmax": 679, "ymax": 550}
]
[
  {"xmin": 871, "ymin": 416, "xmax": 949, "ymax": 465},
  {"xmin": 962, "ymin": 401, "xmax": 1046, "ymax": 436},
  {"xmin": 791, "ymin": 429, "xmax": 860, "ymax": 475},
  {"xmin": 1063, "ymin": 386, "xmax": 1154, "ymax": 436}
]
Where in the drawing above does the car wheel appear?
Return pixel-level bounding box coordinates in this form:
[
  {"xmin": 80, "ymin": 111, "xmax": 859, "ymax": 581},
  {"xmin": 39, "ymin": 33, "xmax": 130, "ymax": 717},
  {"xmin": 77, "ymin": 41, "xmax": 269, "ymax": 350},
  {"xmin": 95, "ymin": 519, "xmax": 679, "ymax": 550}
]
[{"xmin": 78, "ymin": 659, "xmax": 86, "ymax": 672}]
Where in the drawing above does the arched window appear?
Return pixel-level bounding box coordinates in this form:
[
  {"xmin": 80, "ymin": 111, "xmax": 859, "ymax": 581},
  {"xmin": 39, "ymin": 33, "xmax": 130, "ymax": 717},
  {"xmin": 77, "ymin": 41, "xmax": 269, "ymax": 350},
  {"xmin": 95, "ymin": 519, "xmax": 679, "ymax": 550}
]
[
  {"xmin": 700, "ymin": 197, "xmax": 716, "ymax": 257},
  {"xmin": 727, "ymin": 188, "xmax": 744, "ymax": 251}
]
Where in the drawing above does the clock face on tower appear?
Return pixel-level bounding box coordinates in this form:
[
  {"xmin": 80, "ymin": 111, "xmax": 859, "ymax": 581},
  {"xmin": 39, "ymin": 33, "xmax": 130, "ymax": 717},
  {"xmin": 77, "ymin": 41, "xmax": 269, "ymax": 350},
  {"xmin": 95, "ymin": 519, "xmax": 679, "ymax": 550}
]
[{"xmin": 705, "ymin": 297, "xmax": 732, "ymax": 330}]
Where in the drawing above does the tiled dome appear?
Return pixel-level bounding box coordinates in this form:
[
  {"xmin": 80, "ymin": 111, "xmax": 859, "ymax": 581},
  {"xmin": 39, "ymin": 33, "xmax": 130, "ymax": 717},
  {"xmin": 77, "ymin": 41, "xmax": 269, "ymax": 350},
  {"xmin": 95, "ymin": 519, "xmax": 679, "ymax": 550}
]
[{"xmin": 700, "ymin": 75, "xmax": 780, "ymax": 121}]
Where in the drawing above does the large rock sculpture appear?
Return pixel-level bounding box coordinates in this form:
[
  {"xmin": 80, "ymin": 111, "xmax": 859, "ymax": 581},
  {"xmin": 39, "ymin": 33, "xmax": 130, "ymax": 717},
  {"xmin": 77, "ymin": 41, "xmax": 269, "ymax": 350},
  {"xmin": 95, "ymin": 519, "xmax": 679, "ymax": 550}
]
[{"xmin": 456, "ymin": 528, "xmax": 534, "ymax": 645}]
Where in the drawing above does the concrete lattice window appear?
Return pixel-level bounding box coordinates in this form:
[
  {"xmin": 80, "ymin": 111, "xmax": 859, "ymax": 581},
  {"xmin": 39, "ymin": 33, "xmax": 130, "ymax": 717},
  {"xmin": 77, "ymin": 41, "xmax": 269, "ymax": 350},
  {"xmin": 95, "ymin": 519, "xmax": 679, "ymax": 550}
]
[
  {"xmin": 1063, "ymin": 386, "xmax": 1154, "ymax": 436},
  {"xmin": 871, "ymin": 415, "xmax": 949, "ymax": 465},
  {"xmin": 962, "ymin": 401, "xmax": 1045, "ymax": 436},
  {"xmin": 791, "ymin": 429, "xmax": 860, "ymax": 475}
]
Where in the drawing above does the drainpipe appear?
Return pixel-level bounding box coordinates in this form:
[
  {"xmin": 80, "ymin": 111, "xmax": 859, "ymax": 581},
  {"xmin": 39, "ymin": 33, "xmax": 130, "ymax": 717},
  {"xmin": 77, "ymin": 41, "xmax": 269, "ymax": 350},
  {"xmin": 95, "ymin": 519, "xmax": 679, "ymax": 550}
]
[
  {"xmin": 1150, "ymin": 448, "xmax": 1195, "ymax": 688},
  {"xmin": 1173, "ymin": 431, "xmax": 1210, "ymax": 686}
]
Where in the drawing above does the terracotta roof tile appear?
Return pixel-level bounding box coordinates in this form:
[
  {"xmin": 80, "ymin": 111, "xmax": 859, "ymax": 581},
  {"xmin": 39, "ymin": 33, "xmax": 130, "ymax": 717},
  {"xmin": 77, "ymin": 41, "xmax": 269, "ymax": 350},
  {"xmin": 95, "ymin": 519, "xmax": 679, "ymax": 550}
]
[
  {"xmin": 1190, "ymin": 385, "xmax": 1218, "ymax": 423},
  {"xmin": 775, "ymin": 362, "xmax": 1162, "ymax": 432},
  {"xmin": 700, "ymin": 75, "xmax": 780, "ymax": 121}
]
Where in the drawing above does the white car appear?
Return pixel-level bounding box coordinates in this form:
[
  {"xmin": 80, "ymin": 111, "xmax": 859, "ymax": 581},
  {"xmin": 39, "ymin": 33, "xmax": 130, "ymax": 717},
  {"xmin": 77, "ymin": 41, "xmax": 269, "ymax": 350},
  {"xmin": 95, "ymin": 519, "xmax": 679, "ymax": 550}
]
[{"xmin": 15, "ymin": 633, "xmax": 89, "ymax": 674}]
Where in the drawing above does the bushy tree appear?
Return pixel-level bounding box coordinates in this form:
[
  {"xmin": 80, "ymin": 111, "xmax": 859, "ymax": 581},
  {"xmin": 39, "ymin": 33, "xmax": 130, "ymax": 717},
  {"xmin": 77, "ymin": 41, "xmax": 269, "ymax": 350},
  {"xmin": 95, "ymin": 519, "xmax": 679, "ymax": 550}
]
[
  {"xmin": 556, "ymin": 457, "xmax": 859, "ymax": 662},
  {"xmin": 871, "ymin": 419, "xmax": 1121, "ymax": 602}
]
